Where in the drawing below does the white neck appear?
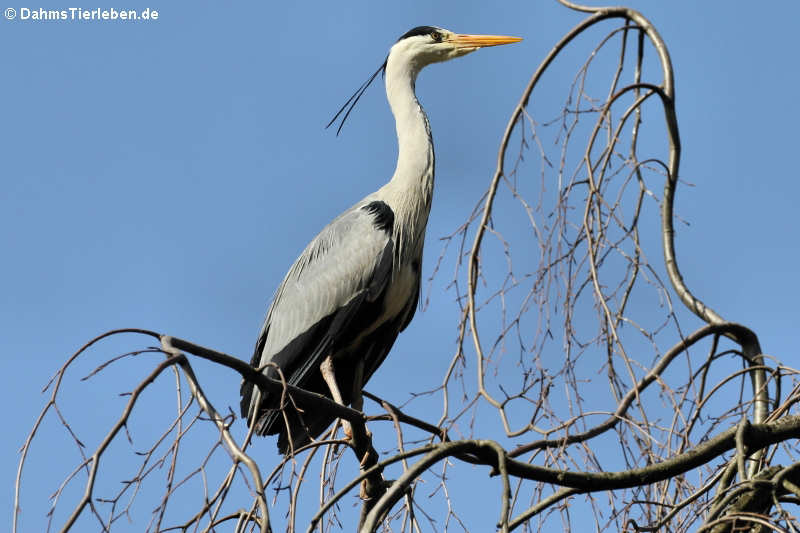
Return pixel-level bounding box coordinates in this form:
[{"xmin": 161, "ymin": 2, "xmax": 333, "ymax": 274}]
[
  {"xmin": 386, "ymin": 58, "xmax": 434, "ymax": 185},
  {"xmin": 380, "ymin": 53, "xmax": 435, "ymax": 263}
]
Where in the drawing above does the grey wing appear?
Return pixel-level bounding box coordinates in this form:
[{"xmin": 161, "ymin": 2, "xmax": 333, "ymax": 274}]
[{"xmin": 240, "ymin": 200, "xmax": 395, "ymax": 430}]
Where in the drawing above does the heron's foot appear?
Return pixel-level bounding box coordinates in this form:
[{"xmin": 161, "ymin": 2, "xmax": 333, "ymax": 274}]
[
  {"xmin": 359, "ymin": 478, "xmax": 394, "ymax": 500},
  {"xmin": 359, "ymin": 446, "xmax": 374, "ymax": 467},
  {"xmin": 344, "ymin": 424, "xmax": 353, "ymax": 442}
]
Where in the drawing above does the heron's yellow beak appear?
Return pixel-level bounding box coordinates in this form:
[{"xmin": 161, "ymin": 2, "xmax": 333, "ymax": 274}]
[{"xmin": 448, "ymin": 34, "xmax": 523, "ymax": 49}]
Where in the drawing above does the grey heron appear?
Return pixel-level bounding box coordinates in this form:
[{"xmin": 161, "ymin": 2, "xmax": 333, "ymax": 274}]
[{"xmin": 240, "ymin": 26, "xmax": 521, "ymax": 454}]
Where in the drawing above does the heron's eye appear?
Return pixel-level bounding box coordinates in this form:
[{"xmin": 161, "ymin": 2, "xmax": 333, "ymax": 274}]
[{"xmin": 430, "ymin": 31, "xmax": 443, "ymax": 42}]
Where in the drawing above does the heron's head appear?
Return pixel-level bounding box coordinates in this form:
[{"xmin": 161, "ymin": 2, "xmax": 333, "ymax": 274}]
[
  {"xmin": 327, "ymin": 26, "xmax": 521, "ymax": 135},
  {"xmin": 389, "ymin": 26, "xmax": 522, "ymax": 71}
]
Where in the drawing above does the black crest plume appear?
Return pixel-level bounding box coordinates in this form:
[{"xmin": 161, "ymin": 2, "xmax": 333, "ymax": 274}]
[{"xmin": 326, "ymin": 58, "xmax": 387, "ymax": 136}]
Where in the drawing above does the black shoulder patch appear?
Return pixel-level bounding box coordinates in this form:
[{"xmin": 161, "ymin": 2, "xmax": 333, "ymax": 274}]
[
  {"xmin": 398, "ymin": 26, "xmax": 440, "ymax": 42},
  {"xmin": 362, "ymin": 201, "xmax": 394, "ymax": 234}
]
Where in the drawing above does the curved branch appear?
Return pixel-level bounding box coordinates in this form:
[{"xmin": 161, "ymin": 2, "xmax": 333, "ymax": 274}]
[
  {"xmin": 59, "ymin": 355, "xmax": 180, "ymax": 531},
  {"xmin": 15, "ymin": 328, "xmax": 161, "ymax": 533},
  {"xmin": 160, "ymin": 337, "xmax": 271, "ymax": 533},
  {"xmin": 509, "ymin": 322, "xmax": 760, "ymax": 458},
  {"xmin": 360, "ymin": 412, "xmax": 800, "ymax": 531},
  {"xmin": 166, "ymin": 336, "xmax": 367, "ymax": 426},
  {"xmin": 469, "ymin": 1, "xmax": 769, "ymax": 448},
  {"xmin": 506, "ymin": 415, "xmax": 800, "ymax": 490}
]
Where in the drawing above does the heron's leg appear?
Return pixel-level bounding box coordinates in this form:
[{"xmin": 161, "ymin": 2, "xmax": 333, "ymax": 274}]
[
  {"xmin": 320, "ymin": 355, "xmax": 352, "ymax": 439},
  {"xmin": 349, "ymin": 357, "xmax": 373, "ymax": 465},
  {"xmin": 320, "ymin": 355, "xmax": 345, "ymax": 403}
]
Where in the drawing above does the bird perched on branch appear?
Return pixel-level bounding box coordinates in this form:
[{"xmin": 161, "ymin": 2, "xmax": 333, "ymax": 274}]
[{"xmin": 240, "ymin": 26, "xmax": 521, "ymax": 454}]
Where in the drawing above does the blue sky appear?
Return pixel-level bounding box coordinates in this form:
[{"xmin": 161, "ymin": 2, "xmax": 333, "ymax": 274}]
[{"xmin": 4, "ymin": 1, "xmax": 800, "ymax": 531}]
